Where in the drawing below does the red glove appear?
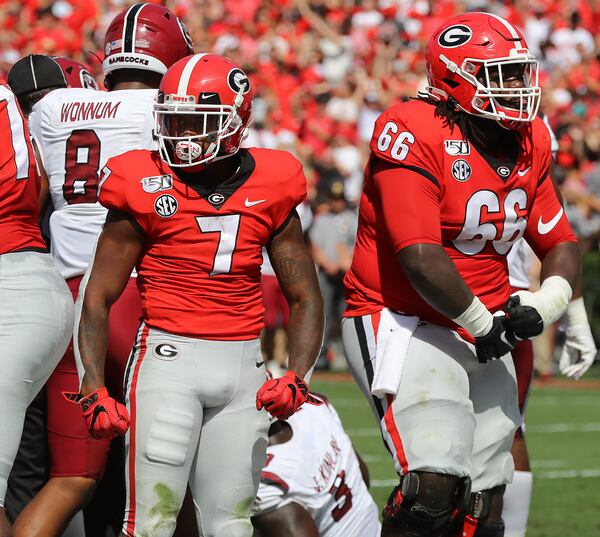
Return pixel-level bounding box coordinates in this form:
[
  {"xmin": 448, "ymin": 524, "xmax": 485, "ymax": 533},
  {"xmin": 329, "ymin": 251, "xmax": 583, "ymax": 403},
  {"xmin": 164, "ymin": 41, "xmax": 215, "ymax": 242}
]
[
  {"xmin": 79, "ymin": 387, "xmax": 130, "ymax": 439},
  {"xmin": 256, "ymin": 370, "xmax": 323, "ymax": 420}
]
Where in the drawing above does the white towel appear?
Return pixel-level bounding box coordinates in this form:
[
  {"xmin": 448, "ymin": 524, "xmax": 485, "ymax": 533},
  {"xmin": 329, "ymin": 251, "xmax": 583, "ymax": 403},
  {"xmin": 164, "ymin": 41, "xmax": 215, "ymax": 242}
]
[{"xmin": 371, "ymin": 309, "xmax": 419, "ymax": 398}]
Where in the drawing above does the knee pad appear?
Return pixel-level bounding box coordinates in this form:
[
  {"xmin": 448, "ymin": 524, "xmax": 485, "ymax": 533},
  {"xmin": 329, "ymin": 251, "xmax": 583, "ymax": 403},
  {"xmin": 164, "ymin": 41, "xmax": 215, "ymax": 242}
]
[
  {"xmin": 467, "ymin": 485, "xmax": 505, "ymax": 520},
  {"xmin": 382, "ymin": 472, "xmax": 471, "ymax": 536},
  {"xmin": 461, "ymin": 486, "xmax": 506, "ymax": 537},
  {"xmin": 214, "ymin": 519, "xmax": 253, "ymax": 537}
]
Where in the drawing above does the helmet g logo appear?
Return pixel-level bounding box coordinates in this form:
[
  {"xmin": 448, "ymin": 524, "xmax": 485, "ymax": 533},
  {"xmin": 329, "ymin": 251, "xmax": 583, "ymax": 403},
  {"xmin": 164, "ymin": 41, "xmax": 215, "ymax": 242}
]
[
  {"xmin": 438, "ymin": 25, "xmax": 472, "ymax": 48},
  {"xmin": 227, "ymin": 68, "xmax": 250, "ymax": 94}
]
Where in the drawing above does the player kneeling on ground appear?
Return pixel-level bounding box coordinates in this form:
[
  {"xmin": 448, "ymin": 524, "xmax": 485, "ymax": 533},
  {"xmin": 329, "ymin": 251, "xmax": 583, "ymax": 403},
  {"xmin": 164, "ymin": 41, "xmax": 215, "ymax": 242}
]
[
  {"xmin": 251, "ymin": 394, "xmax": 381, "ymax": 537},
  {"xmin": 77, "ymin": 53, "xmax": 324, "ymax": 537},
  {"xmin": 342, "ymin": 12, "xmax": 580, "ymax": 537}
]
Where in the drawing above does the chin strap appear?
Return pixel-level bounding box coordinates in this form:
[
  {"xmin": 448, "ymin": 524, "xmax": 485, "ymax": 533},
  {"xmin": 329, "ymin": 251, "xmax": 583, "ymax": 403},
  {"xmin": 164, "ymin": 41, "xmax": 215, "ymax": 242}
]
[{"xmin": 418, "ymin": 86, "xmax": 447, "ymax": 102}]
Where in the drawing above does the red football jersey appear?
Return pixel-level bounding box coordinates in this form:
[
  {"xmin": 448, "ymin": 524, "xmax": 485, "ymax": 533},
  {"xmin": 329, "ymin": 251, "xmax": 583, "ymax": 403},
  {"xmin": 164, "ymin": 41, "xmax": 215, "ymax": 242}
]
[
  {"xmin": 344, "ymin": 99, "xmax": 576, "ymax": 337},
  {"xmin": 99, "ymin": 148, "xmax": 306, "ymax": 339},
  {"xmin": 0, "ymin": 84, "xmax": 45, "ymax": 255}
]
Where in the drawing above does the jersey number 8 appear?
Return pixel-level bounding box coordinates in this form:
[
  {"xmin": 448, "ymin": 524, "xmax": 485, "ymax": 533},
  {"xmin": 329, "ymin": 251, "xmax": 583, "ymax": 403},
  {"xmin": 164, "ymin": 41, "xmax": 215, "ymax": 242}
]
[{"xmin": 63, "ymin": 129, "xmax": 102, "ymax": 204}]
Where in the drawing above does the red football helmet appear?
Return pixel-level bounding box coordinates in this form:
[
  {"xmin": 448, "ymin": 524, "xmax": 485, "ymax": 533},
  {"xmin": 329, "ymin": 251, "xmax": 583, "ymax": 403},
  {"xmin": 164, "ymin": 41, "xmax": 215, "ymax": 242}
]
[
  {"xmin": 52, "ymin": 57, "xmax": 99, "ymax": 90},
  {"xmin": 102, "ymin": 3, "xmax": 193, "ymax": 78},
  {"xmin": 154, "ymin": 53, "xmax": 253, "ymax": 169},
  {"xmin": 424, "ymin": 12, "xmax": 541, "ymax": 127}
]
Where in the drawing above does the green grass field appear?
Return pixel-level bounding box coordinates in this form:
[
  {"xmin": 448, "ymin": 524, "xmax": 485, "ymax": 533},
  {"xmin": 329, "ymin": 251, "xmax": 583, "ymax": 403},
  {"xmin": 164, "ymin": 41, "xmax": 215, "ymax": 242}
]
[{"xmin": 312, "ymin": 371, "xmax": 600, "ymax": 537}]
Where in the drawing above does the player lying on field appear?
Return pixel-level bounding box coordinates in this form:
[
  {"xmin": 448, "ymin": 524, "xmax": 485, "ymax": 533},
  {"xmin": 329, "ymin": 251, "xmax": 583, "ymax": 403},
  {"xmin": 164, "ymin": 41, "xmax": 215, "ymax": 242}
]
[{"xmin": 251, "ymin": 395, "xmax": 381, "ymax": 537}]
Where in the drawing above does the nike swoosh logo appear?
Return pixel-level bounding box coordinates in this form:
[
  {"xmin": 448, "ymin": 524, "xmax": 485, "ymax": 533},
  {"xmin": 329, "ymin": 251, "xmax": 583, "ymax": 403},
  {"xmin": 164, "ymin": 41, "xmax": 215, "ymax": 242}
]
[
  {"xmin": 200, "ymin": 93, "xmax": 217, "ymax": 100},
  {"xmin": 517, "ymin": 167, "xmax": 530, "ymax": 176},
  {"xmin": 537, "ymin": 207, "xmax": 564, "ymax": 235},
  {"xmin": 256, "ymin": 361, "xmax": 265, "ymax": 368},
  {"xmin": 245, "ymin": 198, "xmax": 266, "ymax": 207}
]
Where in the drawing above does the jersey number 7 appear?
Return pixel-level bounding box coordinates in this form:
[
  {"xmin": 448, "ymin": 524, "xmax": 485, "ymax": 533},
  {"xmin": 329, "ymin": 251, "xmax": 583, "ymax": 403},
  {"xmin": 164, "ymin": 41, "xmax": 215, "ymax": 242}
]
[{"xmin": 195, "ymin": 214, "xmax": 241, "ymax": 275}]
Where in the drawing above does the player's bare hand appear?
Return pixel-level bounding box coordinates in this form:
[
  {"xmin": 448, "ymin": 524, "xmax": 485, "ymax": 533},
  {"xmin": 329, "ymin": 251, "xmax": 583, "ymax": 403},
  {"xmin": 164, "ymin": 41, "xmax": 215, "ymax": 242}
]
[
  {"xmin": 256, "ymin": 370, "xmax": 323, "ymax": 420},
  {"xmin": 79, "ymin": 387, "xmax": 130, "ymax": 439},
  {"xmin": 475, "ymin": 314, "xmax": 516, "ymax": 363}
]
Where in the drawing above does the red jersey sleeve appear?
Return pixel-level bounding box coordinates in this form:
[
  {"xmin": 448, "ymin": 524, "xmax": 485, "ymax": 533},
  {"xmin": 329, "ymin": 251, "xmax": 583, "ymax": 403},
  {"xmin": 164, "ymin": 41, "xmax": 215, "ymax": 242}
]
[
  {"xmin": 270, "ymin": 152, "xmax": 307, "ymax": 233},
  {"xmin": 98, "ymin": 152, "xmax": 153, "ymax": 234},
  {"xmin": 369, "ymin": 103, "xmax": 445, "ymax": 184},
  {"xmin": 373, "ymin": 158, "xmax": 442, "ymax": 252},
  {"xmin": 524, "ymin": 175, "xmax": 577, "ymax": 259},
  {"xmin": 369, "ymin": 103, "xmax": 444, "ymax": 252}
]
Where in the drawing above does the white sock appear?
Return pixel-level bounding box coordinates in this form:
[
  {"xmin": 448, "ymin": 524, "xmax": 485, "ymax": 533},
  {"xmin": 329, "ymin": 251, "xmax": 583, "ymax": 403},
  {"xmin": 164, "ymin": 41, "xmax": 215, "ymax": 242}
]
[{"xmin": 502, "ymin": 470, "xmax": 533, "ymax": 537}]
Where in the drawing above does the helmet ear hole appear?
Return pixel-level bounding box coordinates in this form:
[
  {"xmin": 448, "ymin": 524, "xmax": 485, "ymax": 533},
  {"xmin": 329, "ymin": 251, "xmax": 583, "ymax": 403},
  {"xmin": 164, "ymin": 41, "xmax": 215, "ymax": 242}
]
[{"xmin": 443, "ymin": 78, "xmax": 460, "ymax": 89}]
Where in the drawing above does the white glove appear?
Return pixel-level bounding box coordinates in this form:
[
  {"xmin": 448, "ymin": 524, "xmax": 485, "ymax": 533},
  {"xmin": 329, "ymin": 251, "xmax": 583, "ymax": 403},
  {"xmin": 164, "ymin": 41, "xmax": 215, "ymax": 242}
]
[{"xmin": 559, "ymin": 297, "xmax": 598, "ymax": 380}]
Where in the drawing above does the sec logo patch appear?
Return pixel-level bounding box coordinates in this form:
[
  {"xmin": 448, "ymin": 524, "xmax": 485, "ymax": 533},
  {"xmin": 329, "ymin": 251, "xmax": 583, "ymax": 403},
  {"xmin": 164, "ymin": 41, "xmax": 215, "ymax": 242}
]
[
  {"xmin": 452, "ymin": 159, "xmax": 472, "ymax": 182},
  {"xmin": 155, "ymin": 194, "xmax": 178, "ymax": 217}
]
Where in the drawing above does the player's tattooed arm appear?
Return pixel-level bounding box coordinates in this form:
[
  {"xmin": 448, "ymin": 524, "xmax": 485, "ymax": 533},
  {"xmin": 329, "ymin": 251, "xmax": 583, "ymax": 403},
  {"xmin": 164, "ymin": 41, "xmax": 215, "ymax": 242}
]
[
  {"xmin": 268, "ymin": 212, "xmax": 324, "ymax": 379},
  {"xmin": 397, "ymin": 243, "xmax": 475, "ymax": 319},
  {"xmin": 252, "ymin": 502, "xmax": 320, "ymax": 537},
  {"xmin": 79, "ymin": 210, "xmax": 143, "ymax": 396}
]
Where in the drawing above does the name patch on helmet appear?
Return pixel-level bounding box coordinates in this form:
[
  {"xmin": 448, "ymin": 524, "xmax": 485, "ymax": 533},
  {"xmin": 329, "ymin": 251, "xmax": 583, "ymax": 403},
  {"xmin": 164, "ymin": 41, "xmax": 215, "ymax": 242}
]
[
  {"xmin": 438, "ymin": 25, "xmax": 472, "ymax": 48},
  {"xmin": 108, "ymin": 55, "xmax": 149, "ymax": 66},
  {"xmin": 227, "ymin": 68, "xmax": 250, "ymax": 94}
]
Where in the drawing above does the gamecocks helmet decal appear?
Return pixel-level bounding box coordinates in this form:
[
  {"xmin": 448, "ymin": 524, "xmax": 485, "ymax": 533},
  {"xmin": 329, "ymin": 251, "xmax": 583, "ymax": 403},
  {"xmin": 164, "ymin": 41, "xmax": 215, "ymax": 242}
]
[{"xmin": 102, "ymin": 3, "xmax": 194, "ymax": 77}]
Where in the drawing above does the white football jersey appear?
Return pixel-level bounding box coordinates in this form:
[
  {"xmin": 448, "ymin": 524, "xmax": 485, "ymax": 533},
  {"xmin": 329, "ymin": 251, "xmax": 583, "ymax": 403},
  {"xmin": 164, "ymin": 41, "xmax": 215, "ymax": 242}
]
[
  {"xmin": 29, "ymin": 88, "xmax": 157, "ymax": 279},
  {"xmin": 507, "ymin": 239, "xmax": 533, "ymax": 290},
  {"xmin": 508, "ymin": 114, "xmax": 555, "ymax": 291},
  {"xmin": 252, "ymin": 401, "xmax": 381, "ymax": 537}
]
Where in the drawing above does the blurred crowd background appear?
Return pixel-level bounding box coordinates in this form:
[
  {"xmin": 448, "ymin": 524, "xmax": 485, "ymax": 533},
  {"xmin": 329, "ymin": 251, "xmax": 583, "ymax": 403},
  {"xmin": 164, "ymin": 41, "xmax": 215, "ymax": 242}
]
[{"xmin": 1, "ymin": 0, "xmax": 599, "ymax": 373}]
